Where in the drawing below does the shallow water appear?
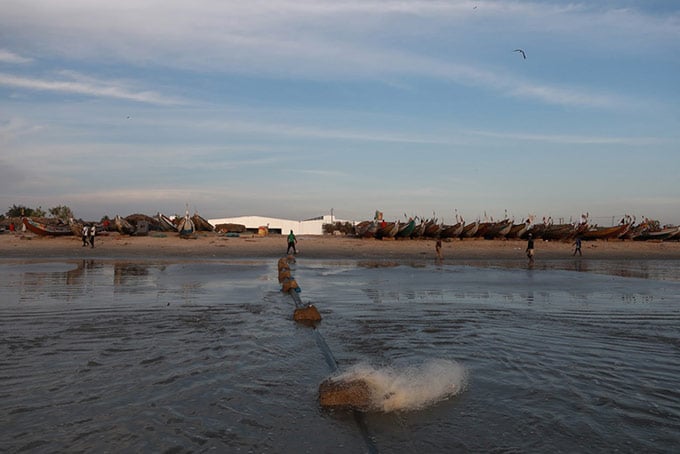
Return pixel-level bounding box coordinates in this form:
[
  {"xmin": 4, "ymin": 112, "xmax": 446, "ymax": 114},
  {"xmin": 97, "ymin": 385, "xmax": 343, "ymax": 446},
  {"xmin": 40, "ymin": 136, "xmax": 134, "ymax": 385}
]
[{"xmin": 1, "ymin": 259, "xmax": 679, "ymax": 453}]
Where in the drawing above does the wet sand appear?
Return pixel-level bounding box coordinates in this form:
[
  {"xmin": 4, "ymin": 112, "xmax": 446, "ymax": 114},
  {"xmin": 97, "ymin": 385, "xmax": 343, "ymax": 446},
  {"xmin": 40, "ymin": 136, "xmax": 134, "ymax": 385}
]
[{"xmin": 2, "ymin": 231, "xmax": 680, "ymax": 261}]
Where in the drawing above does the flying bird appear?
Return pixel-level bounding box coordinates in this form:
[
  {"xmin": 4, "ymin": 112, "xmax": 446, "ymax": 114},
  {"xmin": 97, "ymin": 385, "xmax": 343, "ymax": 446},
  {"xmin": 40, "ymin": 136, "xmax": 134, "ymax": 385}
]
[{"xmin": 513, "ymin": 49, "xmax": 526, "ymax": 59}]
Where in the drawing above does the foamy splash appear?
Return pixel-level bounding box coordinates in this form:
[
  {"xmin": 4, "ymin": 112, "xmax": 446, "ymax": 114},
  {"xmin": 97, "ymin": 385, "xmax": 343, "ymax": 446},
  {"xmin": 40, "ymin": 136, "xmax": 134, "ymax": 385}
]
[{"xmin": 330, "ymin": 359, "xmax": 467, "ymax": 412}]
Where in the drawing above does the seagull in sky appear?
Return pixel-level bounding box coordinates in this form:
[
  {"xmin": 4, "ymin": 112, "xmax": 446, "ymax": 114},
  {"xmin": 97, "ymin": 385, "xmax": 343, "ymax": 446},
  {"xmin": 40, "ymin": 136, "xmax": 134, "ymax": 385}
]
[{"xmin": 513, "ymin": 49, "xmax": 526, "ymax": 59}]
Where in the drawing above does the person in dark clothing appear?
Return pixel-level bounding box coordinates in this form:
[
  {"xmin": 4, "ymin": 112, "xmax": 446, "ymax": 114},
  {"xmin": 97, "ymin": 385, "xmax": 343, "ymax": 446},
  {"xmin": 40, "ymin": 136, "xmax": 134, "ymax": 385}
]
[
  {"xmin": 286, "ymin": 230, "xmax": 297, "ymax": 255},
  {"xmin": 573, "ymin": 237, "xmax": 582, "ymax": 256},
  {"xmin": 526, "ymin": 233, "xmax": 535, "ymax": 264},
  {"xmin": 88, "ymin": 224, "xmax": 95, "ymax": 248}
]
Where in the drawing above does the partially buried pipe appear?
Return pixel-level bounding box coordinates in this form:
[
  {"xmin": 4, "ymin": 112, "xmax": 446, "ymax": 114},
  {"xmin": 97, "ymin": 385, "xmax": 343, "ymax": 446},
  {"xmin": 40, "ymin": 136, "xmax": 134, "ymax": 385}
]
[{"xmin": 279, "ymin": 257, "xmax": 378, "ymax": 454}]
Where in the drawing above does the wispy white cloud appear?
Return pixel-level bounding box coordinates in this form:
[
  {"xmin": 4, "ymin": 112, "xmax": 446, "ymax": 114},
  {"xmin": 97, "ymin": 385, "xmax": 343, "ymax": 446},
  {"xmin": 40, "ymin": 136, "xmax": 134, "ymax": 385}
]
[
  {"xmin": 203, "ymin": 119, "xmax": 448, "ymax": 144},
  {"xmin": 469, "ymin": 129, "xmax": 668, "ymax": 146},
  {"xmin": 0, "ymin": 71, "xmax": 182, "ymax": 105},
  {"xmin": 0, "ymin": 117, "xmax": 44, "ymax": 143},
  {"xmin": 297, "ymin": 169, "xmax": 349, "ymax": 178},
  {"xmin": 0, "ymin": 49, "xmax": 32, "ymax": 64},
  {"xmin": 2, "ymin": 1, "xmax": 675, "ymax": 109}
]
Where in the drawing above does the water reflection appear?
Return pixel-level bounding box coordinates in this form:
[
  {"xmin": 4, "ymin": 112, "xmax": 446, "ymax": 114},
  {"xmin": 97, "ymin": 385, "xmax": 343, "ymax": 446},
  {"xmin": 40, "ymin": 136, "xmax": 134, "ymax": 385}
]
[{"xmin": 113, "ymin": 263, "xmax": 150, "ymax": 286}]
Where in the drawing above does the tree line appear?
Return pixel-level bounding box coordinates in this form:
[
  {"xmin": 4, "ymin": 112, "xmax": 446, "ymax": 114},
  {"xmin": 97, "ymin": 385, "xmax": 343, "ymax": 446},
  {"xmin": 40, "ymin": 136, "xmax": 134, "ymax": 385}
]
[{"xmin": 2, "ymin": 204, "xmax": 74, "ymax": 221}]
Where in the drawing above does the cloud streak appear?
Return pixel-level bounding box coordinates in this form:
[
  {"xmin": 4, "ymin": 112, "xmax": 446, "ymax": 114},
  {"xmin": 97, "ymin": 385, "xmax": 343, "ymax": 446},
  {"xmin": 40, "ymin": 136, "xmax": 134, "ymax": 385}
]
[
  {"xmin": 2, "ymin": 1, "xmax": 675, "ymax": 109},
  {"xmin": 0, "ymin": 72, "xmax": 182, "ymax": 105},
  {"xmin": 0, "ymin": 49, "xmax": 32, "ymax": 64}
]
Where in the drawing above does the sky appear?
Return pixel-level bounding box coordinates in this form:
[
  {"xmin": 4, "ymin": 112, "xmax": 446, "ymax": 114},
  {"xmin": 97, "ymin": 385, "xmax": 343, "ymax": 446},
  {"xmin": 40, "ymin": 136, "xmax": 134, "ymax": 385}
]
[{"xmin": 1, "ymin": 0, "xmax": 679, "ymax": 225}]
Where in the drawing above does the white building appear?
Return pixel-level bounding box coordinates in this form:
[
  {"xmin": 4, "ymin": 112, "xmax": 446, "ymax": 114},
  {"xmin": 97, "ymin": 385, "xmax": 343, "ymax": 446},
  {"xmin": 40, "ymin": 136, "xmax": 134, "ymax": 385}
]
[{"xmin": 208, "ymin": 214, "xmax": 348, "ymax": 235}]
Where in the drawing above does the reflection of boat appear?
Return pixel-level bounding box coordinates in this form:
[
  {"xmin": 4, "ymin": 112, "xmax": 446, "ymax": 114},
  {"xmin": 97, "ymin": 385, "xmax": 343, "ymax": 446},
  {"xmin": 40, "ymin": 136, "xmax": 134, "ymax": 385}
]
[
  {"xmin": 114, "ymin": 262, "xmax": 150, "ymax": 286},
  {"xmin": 22, "ymin": 217, "xmax": 73, "ymax": 236}
]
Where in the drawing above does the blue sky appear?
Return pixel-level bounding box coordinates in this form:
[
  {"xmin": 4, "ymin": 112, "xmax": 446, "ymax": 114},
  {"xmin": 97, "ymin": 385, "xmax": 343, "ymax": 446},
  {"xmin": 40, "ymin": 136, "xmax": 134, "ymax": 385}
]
[{"xmin": 1, "ymin": 1, "xmax": 678, "ymax": 225}]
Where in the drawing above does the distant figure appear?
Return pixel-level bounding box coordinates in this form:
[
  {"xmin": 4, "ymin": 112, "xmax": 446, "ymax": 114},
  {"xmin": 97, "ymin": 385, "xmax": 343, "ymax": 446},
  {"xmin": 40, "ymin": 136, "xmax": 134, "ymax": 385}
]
[
  {"xmin": 573, "ymin": 237, "xmax": 582, "ymax": 256},
  {"xmin": 9, "ymin": 222, "xmax": 15, "ymax": 233},
  {"xmin": 435, "ymin": 238, "xmax": 443, "ymax": 261},
  {"xmin": 82, "ymin": 224, "xmax": 89, "ymax": 247},
  {"xmin": 526, "ymin": 233, "xmax": 535, "ymax": 264},
  {"xmin": 88, "ymin": 224, "xmax": 96, "ymax": 248},
  {"xmin": 287, "ymin": 230, "xmax": 297, "ymax": 255}
]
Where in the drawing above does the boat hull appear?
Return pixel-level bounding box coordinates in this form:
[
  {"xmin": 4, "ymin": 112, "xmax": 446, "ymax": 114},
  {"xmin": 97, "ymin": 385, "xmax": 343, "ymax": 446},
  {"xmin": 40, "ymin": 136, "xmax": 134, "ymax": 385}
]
[{"xmin": 22, "ymin": 218, "xmax": 73, "ymax": 236}]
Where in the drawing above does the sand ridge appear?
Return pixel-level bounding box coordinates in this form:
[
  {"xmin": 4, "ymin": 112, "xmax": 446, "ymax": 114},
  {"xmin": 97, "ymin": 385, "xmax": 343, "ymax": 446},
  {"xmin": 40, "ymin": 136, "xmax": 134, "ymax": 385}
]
[{"xmin": 2, "ymin": 231, "xmax": 680, "ymax": 261}]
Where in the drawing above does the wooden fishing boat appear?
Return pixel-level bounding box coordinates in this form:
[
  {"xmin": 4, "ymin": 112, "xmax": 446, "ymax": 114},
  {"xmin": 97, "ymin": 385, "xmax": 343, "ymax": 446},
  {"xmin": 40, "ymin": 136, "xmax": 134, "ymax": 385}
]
[
  {"xmin": 410, "ymin": 220, "xmax": 427, "ymax": 238},
  {"xmin": 69, "ymin": 218, "xmax": 84, "ymax": 237},
  {"xmin": 114, "ymin": 215, "xmax": 135, "ymax": 235},
  {"xmin": 354, "ymin": 220, "xmax": 378, "ymax": 238},
  {"xmin": 473, "ymin": 222, "xmax": 493, "ymax": 238},
  {"xmin": 177, "ymin": 213, "xmax": 196, "ymax": 238},
  {"xmin": 526, "ymin": 223, "xmax": 547, "ymax": 239},
  {"xmin": 439, "ymin": 222, "xmax": 464, "ymax": 239},
  {"xmin": 484, "ymin": 219, "xmax": 513, "ymax": 239},
  {"xmin": 581, "ymin": 223, "xmax": 631, "ymax": 241},
  {"xmin": 506, "ymin": 221, "xmax": 531, "ymax": 239},
  {"xmin": 396, "ymin": 219, "xmax": 416, "ymax": 238},
  {"xmin": 633, "ymin": 226, "xmax": 680, "ymax": 241},
  {"xmin": 541, "ymin": 223, "xmax": 576, "ymax": 241},
  {"xmin": 156, "ymin": 213, "xmax": 178, "ymax": 232},
  {"xmin": 375, "ymin": 221, "xmax": 399, "ymax": 239},
  {"xmin": 191, "ymin": 213, "xmax": 214, "ymax": 232},
  {"xmin": 423, "ymin": 219, "xmax": 442, "ymax": 238},
  {"xmin": 460, "ymin": 221, "xmax": 479, "ymax": 238},
  {"xmin": 22, "ymin": 217, "xmax": 73, "ymax": 236}
]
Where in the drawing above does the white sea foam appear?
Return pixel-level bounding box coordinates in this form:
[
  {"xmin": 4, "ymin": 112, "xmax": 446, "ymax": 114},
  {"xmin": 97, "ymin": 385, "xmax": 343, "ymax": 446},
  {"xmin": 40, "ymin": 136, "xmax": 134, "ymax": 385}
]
[{"xmin": 331, "ymin": 359, "xmax": 467, "ymax": 412}]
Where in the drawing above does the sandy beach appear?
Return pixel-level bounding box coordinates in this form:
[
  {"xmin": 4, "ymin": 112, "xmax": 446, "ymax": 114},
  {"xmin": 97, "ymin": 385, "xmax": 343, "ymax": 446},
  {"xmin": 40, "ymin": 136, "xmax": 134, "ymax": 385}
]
[{"xmin": 3, "ymin": 231, "xmax": 680, "ymax": 262}]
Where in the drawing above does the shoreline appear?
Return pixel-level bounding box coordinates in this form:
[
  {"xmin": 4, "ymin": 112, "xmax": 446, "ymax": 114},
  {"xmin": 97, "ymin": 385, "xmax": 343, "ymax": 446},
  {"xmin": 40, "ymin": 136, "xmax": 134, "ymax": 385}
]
[{"xmin": 3, "ymin": 232, "xmax": 680, "ymax": 262}]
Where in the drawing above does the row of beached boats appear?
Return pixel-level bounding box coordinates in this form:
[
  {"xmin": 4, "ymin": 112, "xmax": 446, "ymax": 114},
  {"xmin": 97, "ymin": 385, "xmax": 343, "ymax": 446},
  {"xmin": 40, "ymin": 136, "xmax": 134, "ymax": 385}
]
[
  {"xmin": 20, "ymin": 211, "xmax": 214, "ymax": 239},
  {"xmin": 354, "ymin": 217, "xmax": 680, "ymax": 242}
]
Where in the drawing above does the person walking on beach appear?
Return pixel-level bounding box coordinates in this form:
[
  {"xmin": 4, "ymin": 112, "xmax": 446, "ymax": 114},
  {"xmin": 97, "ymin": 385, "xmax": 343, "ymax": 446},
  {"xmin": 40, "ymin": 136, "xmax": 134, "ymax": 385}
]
[
  {"xmin": 287, "ymin": 230, "xmax": 298, "ymax": 255},
  {"xmin": 82, "ymin": 224, "xmax": 89, "ymax": 247},
  {"xmin": 88, "ymin": 224, "xmax": 96, "ymax": 248},
  {"xmin": 435, "ymin": 238, "xmax": 443, "ymax": 262},
  {"xmin": 573, "ymin": 236, "xmax": 582, "ymax": 256},
  {"xmin": 526, "ymin": 233, "xmax": 535, "ymax": 265}
]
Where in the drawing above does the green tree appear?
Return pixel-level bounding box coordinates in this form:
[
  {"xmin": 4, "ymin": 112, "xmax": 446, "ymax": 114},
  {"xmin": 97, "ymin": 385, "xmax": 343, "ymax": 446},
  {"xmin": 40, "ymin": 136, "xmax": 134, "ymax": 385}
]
[
  {"xmin": 6, "ymin": 204, "xmax": 46, "ymax": 217},
  {"xmin": 49, "ymin": 205, "xmax": 74, "ymax": 221}
]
